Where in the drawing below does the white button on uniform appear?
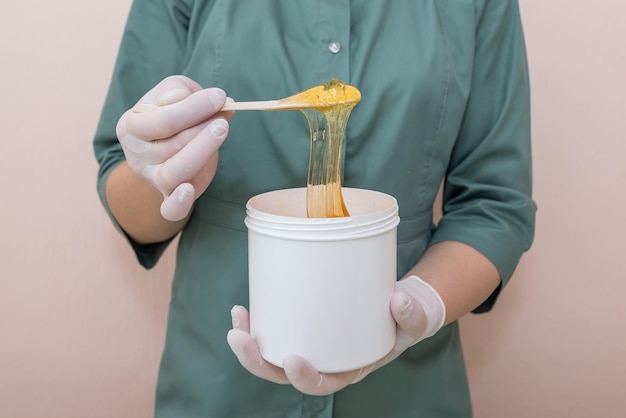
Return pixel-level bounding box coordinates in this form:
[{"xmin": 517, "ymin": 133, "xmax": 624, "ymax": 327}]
[{"xmin": 328, "ymin": 41, "xmax": 342, "ymax": 54}]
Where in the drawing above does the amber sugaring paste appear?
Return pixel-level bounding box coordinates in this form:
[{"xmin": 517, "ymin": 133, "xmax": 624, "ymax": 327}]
[{"xmin": 296, "ymin": 79, "xmax": 361, "ymax": 218}]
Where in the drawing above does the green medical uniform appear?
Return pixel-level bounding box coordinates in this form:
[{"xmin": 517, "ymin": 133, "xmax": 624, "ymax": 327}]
[{"xmin": 94, "ymin": 1, "xmax": 535, "ymax": 416}]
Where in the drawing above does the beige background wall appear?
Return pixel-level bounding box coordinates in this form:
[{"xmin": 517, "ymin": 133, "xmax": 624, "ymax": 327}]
[{"xmin": 1, "ymin": 1, "xmax": 624, "ymax": 417}]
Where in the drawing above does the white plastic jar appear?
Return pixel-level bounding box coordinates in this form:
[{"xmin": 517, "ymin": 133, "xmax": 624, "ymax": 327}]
[{"xmin": 245, "ymin": 187, "xmax": 399, "ymax": 373}]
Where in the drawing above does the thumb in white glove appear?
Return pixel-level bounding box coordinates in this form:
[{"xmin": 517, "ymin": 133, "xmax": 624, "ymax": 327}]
[
  {"xmin": 116, "ymin": 75, "xmax": 233, "ymax": 221},
  {"xmin": 391, "ymin": 274, "xmax": 447, "ymax": 353}
]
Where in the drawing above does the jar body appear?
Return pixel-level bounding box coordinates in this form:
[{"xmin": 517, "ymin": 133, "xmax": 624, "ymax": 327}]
[{"xmin": 245, "ymin": 188, "xmax": 399, "ymax": 372}]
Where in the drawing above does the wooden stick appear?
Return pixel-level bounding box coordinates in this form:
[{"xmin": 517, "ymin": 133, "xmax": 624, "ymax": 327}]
[{"xmin": 220, "ymin": 100, "xmax": 283, "ymax": 111}]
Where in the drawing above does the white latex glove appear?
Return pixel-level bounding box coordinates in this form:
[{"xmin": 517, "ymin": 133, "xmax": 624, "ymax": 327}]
[
  {"xmin": 116, "ymin": 75, "xmax": 233, "ymax": 221},
  {"xmin": 227, "ymin": 275, "xmax": 446, "ymax": 395}
]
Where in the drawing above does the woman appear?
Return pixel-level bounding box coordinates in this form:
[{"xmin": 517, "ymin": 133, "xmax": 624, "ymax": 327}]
[{"xmin": 94, "ymin": 1, "xmax": 535, "ymax": 416}]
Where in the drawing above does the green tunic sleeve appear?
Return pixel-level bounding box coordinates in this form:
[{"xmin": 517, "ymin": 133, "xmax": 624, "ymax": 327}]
[
  {"xmin": 93, "ymin": 0, "xmax": 195, "ymax": 268},
  {"xmin": 430, "ymin": 0, "xmax": 536, "ymax": 312}
]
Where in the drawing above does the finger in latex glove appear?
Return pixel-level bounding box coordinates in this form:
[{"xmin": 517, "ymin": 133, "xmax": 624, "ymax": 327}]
[
  {"xmin": 226, "ymin": 276, "xmax": 446, "ymax": 395},
  {"xmin": 116, "ymin": 75, "xmax": 233, "ymax": 221}
]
